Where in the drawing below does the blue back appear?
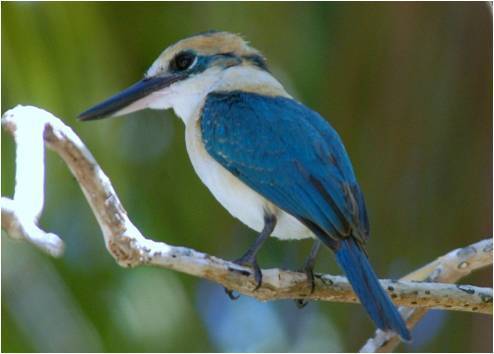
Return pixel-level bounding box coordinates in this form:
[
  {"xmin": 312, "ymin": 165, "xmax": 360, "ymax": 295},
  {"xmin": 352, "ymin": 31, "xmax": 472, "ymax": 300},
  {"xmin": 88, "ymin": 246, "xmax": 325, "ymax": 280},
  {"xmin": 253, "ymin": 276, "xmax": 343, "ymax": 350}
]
[{"xmin": 201, "ymin": 91, "xmax": 369, "ymax": 246}]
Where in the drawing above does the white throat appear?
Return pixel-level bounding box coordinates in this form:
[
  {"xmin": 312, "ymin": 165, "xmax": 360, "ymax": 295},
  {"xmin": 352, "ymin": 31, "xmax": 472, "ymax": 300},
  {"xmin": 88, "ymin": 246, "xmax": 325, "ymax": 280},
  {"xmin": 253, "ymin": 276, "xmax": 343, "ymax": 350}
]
[{"xmin": 143, "ymin": 66, "xmax": 287, "ymax": 125}]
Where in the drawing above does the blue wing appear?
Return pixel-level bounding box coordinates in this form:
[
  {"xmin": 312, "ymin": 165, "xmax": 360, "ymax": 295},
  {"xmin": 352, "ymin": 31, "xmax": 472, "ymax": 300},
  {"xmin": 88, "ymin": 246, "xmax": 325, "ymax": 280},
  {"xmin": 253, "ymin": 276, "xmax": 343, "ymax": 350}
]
[
  {"xmin": 201, "ymin": 91, "xmax": 412, "ymax": 339},
  {"xmin": 201, "ymin": 91, "xmax": 369, "ymax": 247}
]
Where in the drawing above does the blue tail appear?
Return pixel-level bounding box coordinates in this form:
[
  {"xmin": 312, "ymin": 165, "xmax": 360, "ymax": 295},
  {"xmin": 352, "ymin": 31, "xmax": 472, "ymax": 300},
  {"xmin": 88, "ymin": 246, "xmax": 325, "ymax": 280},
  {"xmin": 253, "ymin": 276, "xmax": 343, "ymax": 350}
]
[{"xmin": 335, "ymin": 238, "xmax": 411, "ymax": 341}]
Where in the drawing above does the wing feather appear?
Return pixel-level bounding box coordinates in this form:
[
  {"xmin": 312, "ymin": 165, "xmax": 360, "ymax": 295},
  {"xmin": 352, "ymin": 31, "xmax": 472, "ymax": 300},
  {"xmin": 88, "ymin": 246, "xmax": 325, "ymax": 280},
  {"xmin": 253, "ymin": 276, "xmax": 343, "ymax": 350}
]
[{"xmin": 201, "ymin": 91, "xmax": 369, "ymax": 244}]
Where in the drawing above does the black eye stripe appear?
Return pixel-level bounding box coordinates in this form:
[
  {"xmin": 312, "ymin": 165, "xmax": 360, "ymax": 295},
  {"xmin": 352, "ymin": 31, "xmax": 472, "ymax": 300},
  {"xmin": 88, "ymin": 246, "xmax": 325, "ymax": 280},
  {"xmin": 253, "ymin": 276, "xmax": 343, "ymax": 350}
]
[
  {"xmin": 241, "ymin": 54, "xmax": 268, "ymax": 71},
  {"xmin": 218, "ymin": 52, "xmax": 236, "ymax": 58}
]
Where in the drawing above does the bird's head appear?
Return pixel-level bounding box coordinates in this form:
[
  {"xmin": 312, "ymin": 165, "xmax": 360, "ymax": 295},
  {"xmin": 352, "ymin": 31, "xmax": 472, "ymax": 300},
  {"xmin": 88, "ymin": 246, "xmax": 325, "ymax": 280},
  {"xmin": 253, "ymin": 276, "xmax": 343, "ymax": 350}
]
[{"xmin": 78, "ymin": 31, "xmax": 272, "ymax": 122}]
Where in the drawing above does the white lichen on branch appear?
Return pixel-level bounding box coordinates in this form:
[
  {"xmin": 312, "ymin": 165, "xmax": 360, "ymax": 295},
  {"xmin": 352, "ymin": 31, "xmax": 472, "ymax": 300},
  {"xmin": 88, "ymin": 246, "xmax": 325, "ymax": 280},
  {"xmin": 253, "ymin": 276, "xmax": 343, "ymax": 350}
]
[
  {"xmin": 1, "ymin": 107, "xmax": 64, "ymax": 257},
  {"xmin": 1, "ymin": 197, "xmax": 64, "ymax": 257},
  {"xmin": 1, "ymin": 106, "xmax": 492, "ymax": 347}
]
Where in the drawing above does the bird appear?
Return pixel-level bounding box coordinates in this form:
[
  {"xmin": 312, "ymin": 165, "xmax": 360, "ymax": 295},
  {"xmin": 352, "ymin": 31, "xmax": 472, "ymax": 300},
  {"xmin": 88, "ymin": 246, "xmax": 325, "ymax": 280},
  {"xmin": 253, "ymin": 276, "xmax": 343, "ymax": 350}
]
[{"xmin": 79, "ymin": 31, "xmax": 411, "ymax": 341}]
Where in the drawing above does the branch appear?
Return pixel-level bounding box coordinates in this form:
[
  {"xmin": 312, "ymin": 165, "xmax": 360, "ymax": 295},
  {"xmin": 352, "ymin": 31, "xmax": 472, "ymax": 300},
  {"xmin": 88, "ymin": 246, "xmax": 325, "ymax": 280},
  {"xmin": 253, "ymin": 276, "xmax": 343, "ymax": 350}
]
[
  {"xmin": 1, "ymin": 197, "xmax": 64, "ymax": 257},
  {"xmin": 1, "ymin": 106, "xmax": 64, "ymax": 257},
  {"xmin": 1, "ymin": 106, "xmax": 492, "ymax": 326},
  {"xmin": 360, "ymin": 237, "xmax": 493, "ymax": 352}
]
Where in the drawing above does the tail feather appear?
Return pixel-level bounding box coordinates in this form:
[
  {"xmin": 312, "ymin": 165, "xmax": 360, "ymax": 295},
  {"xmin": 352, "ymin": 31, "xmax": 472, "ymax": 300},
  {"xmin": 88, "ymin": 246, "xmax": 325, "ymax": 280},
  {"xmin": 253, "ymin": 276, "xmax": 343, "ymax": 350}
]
[{"xmin": 335, "ymin": 237, "xmax": 411, "ymax": 341}]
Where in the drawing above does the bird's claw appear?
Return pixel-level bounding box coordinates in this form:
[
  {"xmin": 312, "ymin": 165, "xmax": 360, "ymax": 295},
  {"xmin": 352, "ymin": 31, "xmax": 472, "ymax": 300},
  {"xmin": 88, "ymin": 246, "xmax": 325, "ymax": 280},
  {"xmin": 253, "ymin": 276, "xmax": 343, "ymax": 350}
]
[
  {"xmin": 295, "ymin": 264, "xmax": 316, "ymax": 309},
  {"xmin": 305, "ymin": 265, "xmax": 316, "ymax": 294},
  {"xmin": 224, "ymin": 287, "xmax": 240, "ymax": 300},
  {"xmin": 234, "ymin": 255, "xmax": 263, "ymax": 290},
  {"xmin": 223, "ymin": 257, "xmax": 262, "ymax": 301}
]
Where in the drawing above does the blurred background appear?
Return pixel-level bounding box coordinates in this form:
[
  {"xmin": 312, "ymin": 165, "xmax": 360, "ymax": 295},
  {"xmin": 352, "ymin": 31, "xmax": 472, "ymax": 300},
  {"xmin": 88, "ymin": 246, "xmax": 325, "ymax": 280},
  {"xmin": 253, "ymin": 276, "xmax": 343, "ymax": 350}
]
[{"xmin": 1, "ymin": 2, "xmax": 492, "ymax": 352}]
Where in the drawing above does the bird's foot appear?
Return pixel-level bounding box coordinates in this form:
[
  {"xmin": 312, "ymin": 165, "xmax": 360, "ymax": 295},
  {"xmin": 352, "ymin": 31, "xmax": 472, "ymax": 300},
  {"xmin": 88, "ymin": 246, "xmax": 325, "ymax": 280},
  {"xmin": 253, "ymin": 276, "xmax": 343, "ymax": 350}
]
[
  {"xmin": 233, "ymin": 254, "xmax": 263, "ymax": 290},
  {"xmin": 224, "ymin": 255, "xmax": 263, "ymax": 301},
  {"xmin": 295, "ymin": 264, "xmax": 316, "ymax": 309},
  {"xmin": 223, "ymin": 214, "xmax": 275, "ymax": 301}
]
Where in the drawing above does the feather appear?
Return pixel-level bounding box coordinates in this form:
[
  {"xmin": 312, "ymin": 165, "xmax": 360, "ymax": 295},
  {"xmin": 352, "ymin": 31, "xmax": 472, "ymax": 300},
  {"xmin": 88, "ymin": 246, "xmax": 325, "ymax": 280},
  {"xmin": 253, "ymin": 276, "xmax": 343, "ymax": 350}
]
[{"xmin": 201, "ymin": 90, "xmax": 410, "ymax": 339}]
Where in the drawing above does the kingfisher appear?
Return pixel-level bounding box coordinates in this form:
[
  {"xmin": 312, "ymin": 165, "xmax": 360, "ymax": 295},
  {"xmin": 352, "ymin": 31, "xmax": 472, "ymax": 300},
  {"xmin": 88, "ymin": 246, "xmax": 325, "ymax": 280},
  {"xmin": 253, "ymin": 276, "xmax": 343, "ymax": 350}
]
[{"xmin": 79, "ymin": 31, "xmax": 410, "ymax": 341}]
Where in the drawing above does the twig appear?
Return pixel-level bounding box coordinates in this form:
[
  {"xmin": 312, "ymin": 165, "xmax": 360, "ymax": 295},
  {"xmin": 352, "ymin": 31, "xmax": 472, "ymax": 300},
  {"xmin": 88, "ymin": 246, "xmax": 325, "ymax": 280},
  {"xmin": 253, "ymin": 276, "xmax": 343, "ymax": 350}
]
[
  {"xmin": 1, "ymin": 106, "xmax": 492, "ymax": 324},
  {"xmin": 360, "ymin": 237, "xmax": 493, "ymax": 352}
]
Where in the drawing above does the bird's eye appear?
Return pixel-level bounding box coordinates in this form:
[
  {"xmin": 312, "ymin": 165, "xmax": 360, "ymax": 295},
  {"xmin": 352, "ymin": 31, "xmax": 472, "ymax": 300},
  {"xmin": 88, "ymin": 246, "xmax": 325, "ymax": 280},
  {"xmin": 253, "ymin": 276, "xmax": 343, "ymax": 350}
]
[{"xmin": 171, "ymin": 51, "xmax": 196, "ymax": 72}]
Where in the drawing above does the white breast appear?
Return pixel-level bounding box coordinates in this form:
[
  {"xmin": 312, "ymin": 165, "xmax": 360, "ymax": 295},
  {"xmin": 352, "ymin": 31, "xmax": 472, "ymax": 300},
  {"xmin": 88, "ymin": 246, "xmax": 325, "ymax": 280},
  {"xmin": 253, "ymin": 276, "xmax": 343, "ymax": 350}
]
[
  {"xmin": 164, "ymin": 65, "xmax": 314, "ymax": 240},
  {"xmin": 184, "ymin": 117, "xmax": 314, "ymax": 241}
]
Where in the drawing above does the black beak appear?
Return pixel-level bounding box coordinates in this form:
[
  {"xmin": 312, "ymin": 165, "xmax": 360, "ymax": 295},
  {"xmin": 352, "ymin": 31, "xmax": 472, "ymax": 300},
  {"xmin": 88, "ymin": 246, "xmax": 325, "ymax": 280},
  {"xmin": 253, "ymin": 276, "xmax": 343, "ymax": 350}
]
[{"xmin": 78, "ymin": 73, "xmax": 184, "ymax": 121}]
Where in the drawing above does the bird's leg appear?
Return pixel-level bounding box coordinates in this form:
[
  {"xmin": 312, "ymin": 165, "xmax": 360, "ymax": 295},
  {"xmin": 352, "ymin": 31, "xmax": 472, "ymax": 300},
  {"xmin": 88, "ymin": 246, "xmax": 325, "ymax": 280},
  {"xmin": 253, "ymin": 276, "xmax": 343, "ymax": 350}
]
[
  {"xmin": 224, "ymin": 213, "xmax": 276, "ymax": 300},
  {"xmin": 232, "ymin": 213, "xmax": 276, "ymax": 287},
  {"xmin": 295, "ymin": 239, "xmax": 321, "ymax": 308}
]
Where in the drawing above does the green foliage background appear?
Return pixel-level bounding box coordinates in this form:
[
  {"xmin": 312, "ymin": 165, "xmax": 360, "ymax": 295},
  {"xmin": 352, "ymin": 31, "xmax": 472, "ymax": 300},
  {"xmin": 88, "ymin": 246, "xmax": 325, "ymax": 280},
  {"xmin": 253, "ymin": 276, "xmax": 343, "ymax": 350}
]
[{"xmin": 2, "ymin": 2, "xmax": 492, "ymax": 352}]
